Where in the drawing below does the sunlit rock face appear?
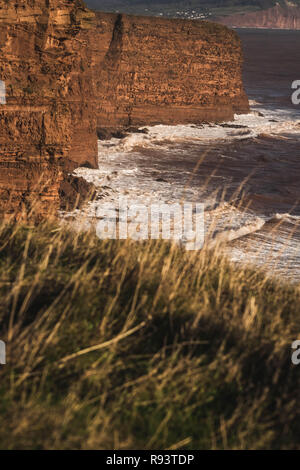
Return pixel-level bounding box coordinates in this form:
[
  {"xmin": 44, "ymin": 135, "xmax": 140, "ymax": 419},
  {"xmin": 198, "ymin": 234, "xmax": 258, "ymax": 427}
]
[
  {"xmin": 94, "ymin": 13, "xmax": 249, "ymax": 129},
  {"xmin": 0, "ymin": 1, "xmax": 248, "ymax": 216}
]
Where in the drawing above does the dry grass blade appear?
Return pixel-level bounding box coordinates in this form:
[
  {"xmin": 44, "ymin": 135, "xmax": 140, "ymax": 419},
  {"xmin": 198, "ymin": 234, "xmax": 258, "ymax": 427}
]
[{"xmin": 58, "ymin": 321, "xmax": 147, "ymax": 367}]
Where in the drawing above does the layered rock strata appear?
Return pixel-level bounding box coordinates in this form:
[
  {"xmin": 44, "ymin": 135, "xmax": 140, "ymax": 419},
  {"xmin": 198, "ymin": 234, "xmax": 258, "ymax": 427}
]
[
  {"xmin": 0, "ymin": 0, "xmax": 97, "ymax": 216},
  {"xmin": 94, "ymin": 12, "xmax": 249, "ymax": 130}
]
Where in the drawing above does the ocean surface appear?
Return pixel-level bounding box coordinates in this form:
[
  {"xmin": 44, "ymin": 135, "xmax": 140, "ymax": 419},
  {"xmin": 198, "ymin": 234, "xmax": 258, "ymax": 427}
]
[{"xmin": 64, "ymin": 29, "xmax": 300, "ymax": 282}]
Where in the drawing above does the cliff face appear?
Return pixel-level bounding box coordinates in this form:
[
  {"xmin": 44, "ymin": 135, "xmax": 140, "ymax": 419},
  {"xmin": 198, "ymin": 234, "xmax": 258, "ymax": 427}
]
[
  {"xmin": 0, "ymin": 0, "xmax": 98, "ymax": 216},
  {"xmin": 95, "ymin": 13, "xmax": 249, "ymax": 129},
  {"xmin": 0, "ymin": 1, "xmax": 249, "ymax": 217},
  {"xmin": 217, "ymin": 5, "xmax": 300, "ymax": 29}
]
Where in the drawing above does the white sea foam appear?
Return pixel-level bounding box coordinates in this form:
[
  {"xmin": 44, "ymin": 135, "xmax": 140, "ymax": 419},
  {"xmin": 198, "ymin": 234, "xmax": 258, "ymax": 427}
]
[
  {"xmin": 71, "ymin": 107, "xmax": 300, "ymax": 224},
  {"xmin": 228, "ymin": 219, "xmax": 300, "ymax": 282},
  {"xmin": 207, "ymin": 217, "xmax": 266, "ymax": 248},
  {"xmin": 72, "ymin": 108, "xmax": 300, "ymax": 219},
  {"xmin": 102, "ymin": 121, "xmax": 288, "ymax": 155},
  {"xmin": 62, "ymin": 105, "xmax": 300, "ymax": 279},
  {"xmin": 81, "ymin": 111, "xmax": 300, "ymax": 161}
]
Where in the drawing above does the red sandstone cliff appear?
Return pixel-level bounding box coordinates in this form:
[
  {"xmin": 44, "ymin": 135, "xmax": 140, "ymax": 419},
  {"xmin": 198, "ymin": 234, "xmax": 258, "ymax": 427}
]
[
  {"xmin": 0, "ymin": 1, "xmax": 249, "ymax": 217},
  {"xmin": 0, "ymin": 0, "xmax": 98, "ymax": 216},
  {"xmin": 94, "ymin": 13, "xmax": 249, "ymax": 129},
  {"xmin": 217, "ymin": 4, "xmax": 300, "ymax": 29}
]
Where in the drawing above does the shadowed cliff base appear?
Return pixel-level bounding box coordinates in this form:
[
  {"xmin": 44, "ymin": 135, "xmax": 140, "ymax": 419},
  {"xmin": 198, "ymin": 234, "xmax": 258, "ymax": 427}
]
[
  {"xmin": 0, "ymin": 0, "xmax": 248, "ymax": 217},
  {"xmin": 0, "ymin": 162, "xmax": 97, "ymax": 220}
]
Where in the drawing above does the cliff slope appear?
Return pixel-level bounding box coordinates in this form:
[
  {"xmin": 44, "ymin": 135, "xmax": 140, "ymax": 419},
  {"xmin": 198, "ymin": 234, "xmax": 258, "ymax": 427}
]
[
  {"xmin": 217, "ymin": 4, "xmax": 300, "ymax": 29},
  {"xmin": 0, "ymin": 1, "xmax": 249, "ymax": 217}
]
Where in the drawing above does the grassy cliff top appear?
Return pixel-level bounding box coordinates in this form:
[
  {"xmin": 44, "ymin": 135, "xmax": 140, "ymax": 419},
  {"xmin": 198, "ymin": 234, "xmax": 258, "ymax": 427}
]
[{"xmin": 0, "ymin": 219, "xmax": 300, "ymax": 449}]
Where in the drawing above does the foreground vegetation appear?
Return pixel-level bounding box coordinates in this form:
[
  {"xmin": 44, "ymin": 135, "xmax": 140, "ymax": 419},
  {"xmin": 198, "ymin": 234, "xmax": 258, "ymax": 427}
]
[{"xmin": 0, "ymin": 218, "xmax": 300, "ymax": 449}]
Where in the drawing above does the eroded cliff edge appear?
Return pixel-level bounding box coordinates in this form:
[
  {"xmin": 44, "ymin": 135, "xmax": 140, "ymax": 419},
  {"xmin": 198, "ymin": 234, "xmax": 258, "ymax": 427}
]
[{"xmin": 0, "ymin": 0, "xmax": 249, "ymax": 216}]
